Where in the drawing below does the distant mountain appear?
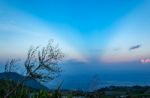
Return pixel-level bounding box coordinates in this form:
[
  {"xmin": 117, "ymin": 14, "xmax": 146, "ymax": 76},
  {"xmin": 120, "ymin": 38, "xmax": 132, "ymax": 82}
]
[{"xmin": 0, "ymin": 72, "xmax": 49, "ymax": 90}]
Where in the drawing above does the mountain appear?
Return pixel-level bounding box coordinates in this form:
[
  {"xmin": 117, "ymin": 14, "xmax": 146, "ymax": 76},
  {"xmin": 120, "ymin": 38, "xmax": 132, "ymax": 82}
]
[{"xmin": 0, "ymin": 72, "xmax": 49, "ymax": 90}]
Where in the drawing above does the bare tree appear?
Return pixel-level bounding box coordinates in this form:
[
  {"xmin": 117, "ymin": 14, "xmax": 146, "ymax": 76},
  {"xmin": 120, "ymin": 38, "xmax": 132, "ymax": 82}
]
[
  {"xmin": 4, "ymin": 59, "xmax": 19, "ymax": 72},
  {"xmin": 89, "ymin": 74, "xmax": 101, "ymax": 91},
  {"xmin": 4, "ymin": 40, "xmax": 64, "ymax": 98},
  {"xmin": 24, "ymin": 40, "xmax": 64, "ymax": 82},
  {"xmin": 1, "ymin": 59, "xmax": 19, "ymax": 96}
]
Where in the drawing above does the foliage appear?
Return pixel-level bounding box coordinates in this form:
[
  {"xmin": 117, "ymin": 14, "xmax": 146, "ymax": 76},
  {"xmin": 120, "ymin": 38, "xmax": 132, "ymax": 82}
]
[
  {"xmin": 0, "ymin": 79, "xmax": 30, "ymax": 98},
  {"xmin": 66, "ymin": 93, "xmax": 73, "ymax": 98},
  {"xmin": 32, "ymin": 90, "xmax": 50, "ymax": 98}
]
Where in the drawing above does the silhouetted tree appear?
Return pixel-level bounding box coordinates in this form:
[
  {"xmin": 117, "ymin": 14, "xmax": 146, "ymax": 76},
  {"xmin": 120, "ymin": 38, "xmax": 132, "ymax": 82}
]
[
  {"xmin": 3, "ymin": 59, "xmax": 19, "ymax": 72},
  {"xmin": 24, "ymin": 40, "xmax": 63, "ymax": 82},
  {"xmin": 89, "ymin": 74, "xmax": 101, "ymax": 91},
  {"xmin": 4, "ymin": 40, "xmax": 64, "ymax": 98}
]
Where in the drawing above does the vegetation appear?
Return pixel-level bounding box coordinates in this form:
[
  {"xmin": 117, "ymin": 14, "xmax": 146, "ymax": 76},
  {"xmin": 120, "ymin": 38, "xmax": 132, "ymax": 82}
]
[
  {"xmin": 0, "ymin": 79, "xmax": 64, "ymax": 98},
  {"xmin": 1, "ymin": 40, "xmax": 64, "ymax": 98},
  {"xmin": 1, "ymin": 79, "xmax": 150, "ymax": 98},
  {"xmin": 0, "ymin": 79, "xmax": 30, "ymax": 98}
]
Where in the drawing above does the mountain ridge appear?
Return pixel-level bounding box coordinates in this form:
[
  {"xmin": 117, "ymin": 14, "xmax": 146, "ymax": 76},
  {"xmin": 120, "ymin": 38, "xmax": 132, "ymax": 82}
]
[{"xmin": 0, "ymin": 72, "xmax": 49, "ymax": 90}]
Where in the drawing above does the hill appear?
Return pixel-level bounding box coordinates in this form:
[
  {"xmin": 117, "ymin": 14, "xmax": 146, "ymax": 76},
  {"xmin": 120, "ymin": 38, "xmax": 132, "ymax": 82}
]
[{"xmin": 0, "ymin": 72, "xmax": 48, "ymax": 90}]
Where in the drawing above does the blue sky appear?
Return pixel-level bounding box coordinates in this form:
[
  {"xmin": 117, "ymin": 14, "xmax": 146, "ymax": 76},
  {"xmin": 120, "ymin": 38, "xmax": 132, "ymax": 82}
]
[{"xmin": 0, "ymin": 0, "xmax": 150, "ymax": 89}]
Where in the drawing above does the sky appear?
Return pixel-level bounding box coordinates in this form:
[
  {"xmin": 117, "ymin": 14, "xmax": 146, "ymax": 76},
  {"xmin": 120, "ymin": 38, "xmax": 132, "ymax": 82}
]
[{"xmin": 0, "ymin": 0, "xmax": 150, "ymax": 90}]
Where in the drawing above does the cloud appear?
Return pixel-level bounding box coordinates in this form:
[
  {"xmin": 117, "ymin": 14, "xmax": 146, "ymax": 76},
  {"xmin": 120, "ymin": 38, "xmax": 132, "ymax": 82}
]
[{"xmin": 129, "ymin": 44, "xmax": 141, "ymax": 50}]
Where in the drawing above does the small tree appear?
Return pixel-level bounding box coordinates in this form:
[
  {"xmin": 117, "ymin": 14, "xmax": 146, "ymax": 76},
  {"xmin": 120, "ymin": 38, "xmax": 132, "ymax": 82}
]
[
  {"xmin": 4, "ymin": 40, "xmax": 64, "ymax": 98},
  {"xmin": 89, "ymin": 74, "xmax": 101, "ymax": 91},
  {"xmin": 1, "ymin": 59, "xmax": 21, "ymax": 96},
  {"xmin": 3, "ymin": 59, "xmax": 19, "ymax": 72}
]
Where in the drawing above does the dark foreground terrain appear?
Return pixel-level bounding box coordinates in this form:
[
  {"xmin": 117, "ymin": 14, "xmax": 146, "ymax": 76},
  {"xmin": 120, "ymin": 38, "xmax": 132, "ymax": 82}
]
[
  {"xmin": 0, "ymin": 72, "xmax": 150, "ymax": 98},
  {"xmin": 0, "ymin": 79, "xmax": 150, "ymax": 98}
]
